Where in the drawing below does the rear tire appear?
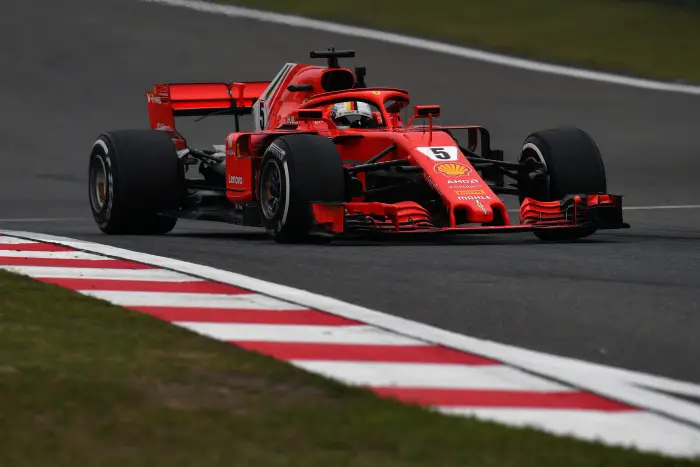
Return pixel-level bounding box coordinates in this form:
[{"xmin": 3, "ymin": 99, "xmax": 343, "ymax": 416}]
[
  {"xmin": 518, "ymin": 127, "xmax": 607, "ymax": 241},
  {"xmin": 257, "ymin": 134, "xmax": 346, "ymax": 243},
  {"xmin": 88, "ymin": 129, "xmax": 182, "ymax": 234}
]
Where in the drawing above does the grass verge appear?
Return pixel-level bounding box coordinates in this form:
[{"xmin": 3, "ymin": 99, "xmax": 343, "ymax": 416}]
[
  {"xmin": 222, "ymin": 0, "xmax": 700, "ymax": 84},
  {"xmin": 0, "ymin": 268, "xmax": 698, "ymax": 466}
]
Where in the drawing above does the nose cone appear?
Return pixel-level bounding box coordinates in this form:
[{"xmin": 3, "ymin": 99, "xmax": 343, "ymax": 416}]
[
  {"xmin": 453, "ymin": 192, "xmax": 494, "ymax": 223},
  {"xmin": 406, "ymin": 136, "xmax": 507, "ymax": 226},
  {"xmin": 426, "ymin": 165, "xmax": 503, "ymax": 225}
]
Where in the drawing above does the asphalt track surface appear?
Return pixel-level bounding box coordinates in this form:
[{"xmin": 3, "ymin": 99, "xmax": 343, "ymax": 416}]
[{"xmin": 2, "ymin": 0, "xmax": 699, "ymax": 385}]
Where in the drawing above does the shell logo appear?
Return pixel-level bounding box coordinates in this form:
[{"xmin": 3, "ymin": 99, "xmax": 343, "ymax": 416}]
[{"xmin": 434, "ymin": 162, "xmax": 472, "ymax": 177}]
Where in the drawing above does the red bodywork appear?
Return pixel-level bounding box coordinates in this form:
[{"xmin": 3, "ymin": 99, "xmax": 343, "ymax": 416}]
[{"xmin": 144, "ymin": 56, "xmax": 627, "ymax": 237}]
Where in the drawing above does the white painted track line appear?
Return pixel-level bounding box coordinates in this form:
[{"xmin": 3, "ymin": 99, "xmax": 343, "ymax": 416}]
[
  {"xmin": 438, "ymin": 408, "xmax": 700, "ymax": 457},
  {"xmin": 137, "ymin": 0, "xmax": 700, "ymax": 96},
  {"xmin": 0, "ymin": 266, "xmax": 202, "ymax": 281},
  {"xmin": 81, "ymin": 290, "xmax": 307, "ymax": 310},
  {"xmin": 623, "ymin": 204, "xmax": 700, "ymax": 211},
  {"xmin": 507, "ymin": 204, "xmax": 700, "ymax": 214},
  {"xmin": 0, "ymin": 250, "xmax": 107, "ymax": 259},
  {"xmin": 0, "ymin": 217, "xmax": 89, "ymax": 223},
  {"xmin": 176, "ymin": 322, "xmax": 426, "ymax": 345},
  {"xmin": 0, "ymin": 237, "xmax": 39, "ymax": 244},
  {"xmin": 291, "ymin": 361, "xmax": 570, "ymax": 390}
]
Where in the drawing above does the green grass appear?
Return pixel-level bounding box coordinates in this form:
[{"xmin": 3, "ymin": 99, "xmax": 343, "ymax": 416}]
[
  {"xmin": 1, "ymin": 268, "xmax": 698, "ymax": 466},
  {"xmin": 223, "ymin": 0, "xmax": 700, "ymax": 84}
]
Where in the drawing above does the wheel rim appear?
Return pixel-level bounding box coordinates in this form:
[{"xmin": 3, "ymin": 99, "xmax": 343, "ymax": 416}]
[
  {"xmin": 89, "ymin": 155, "xmax": 108, "ymax": 212},
  {"xmin": 260, "ymin": 161, "xmax": 282, "ymax": 219}
]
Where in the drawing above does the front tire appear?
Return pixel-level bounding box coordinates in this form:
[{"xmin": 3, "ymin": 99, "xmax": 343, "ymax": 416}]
[
  {"xmin": 88, "ymin": 129, "xmax": 182, "ymax": 234},
  {"xmin": 518, "ymin": 127, "xmax": 607, "ymax": 241},
  {"xmin": 257, "ymin": 134, "xmax": 346, "ymax": 243}
]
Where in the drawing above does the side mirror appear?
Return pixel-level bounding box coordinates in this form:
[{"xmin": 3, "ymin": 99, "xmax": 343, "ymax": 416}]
[
  {"xmin": 408, "ymin": 105, "xmax": 441, "ymax": 143},
  {"xmin": 413, "ymin": 105, "xmax": 440, "ymax": 118}
]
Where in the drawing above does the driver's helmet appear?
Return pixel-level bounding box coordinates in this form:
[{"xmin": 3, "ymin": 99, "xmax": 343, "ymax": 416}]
[{"xmin": 329, "ymin": 101, "xmax": 373, "ymax": 128}]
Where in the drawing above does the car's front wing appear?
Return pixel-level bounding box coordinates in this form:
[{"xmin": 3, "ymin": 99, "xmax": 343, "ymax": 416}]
[{"xmin": 309, "ymin": 194, "xmax": 629, "ymax": 237}]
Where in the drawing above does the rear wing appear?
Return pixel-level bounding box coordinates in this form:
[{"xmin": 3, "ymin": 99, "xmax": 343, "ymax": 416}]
[{"xmin": 146, "ymin": 81, "xmax": 270, "ymax": 145}]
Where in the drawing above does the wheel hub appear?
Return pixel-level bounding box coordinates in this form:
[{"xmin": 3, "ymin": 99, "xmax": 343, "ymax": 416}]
[
  {"xmin": 89, "ymin": 155, "xmax": 108, "ymax": 211},
  {"xmin": 261, "ymin": 162, "xmax": 282, "ymax": 218}
]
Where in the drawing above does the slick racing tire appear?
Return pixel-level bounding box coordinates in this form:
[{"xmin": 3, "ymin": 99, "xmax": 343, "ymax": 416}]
[
  {"xmin": 518, "ymin": 127, "xmax": 607, "ymax": 241},
  {"xmin": 88, "ymin": 129, "xmax": 182, "ymax": 234},
  {"xmin": 257, "ymin": 134, "xmax": 346, "ymax": 243}
]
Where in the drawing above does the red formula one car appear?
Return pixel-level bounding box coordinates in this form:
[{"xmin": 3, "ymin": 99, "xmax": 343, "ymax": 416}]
[{"xmin": 88, "ymin": 48, "xmax": 628, "ymax": 242}]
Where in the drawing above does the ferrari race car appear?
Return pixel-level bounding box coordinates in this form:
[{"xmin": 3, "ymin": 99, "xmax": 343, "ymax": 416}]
[{"xmin": 88, "ymin": 48, "xmax": 629, "ymax": 243}]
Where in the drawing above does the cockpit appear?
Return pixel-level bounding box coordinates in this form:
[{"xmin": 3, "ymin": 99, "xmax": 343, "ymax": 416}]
[
  {"xmin": 288, "ymin": 90, "xmax": 411, "ymax": 132},
  {"xmin": 271, "ymin": 49, "xmax": 417, "ymax": 132}
]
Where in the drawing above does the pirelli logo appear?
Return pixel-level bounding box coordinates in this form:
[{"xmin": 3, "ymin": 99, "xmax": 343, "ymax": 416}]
[{"xmin": 455, "ymin": 190, "xmax": 484, "ymax": 195}]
